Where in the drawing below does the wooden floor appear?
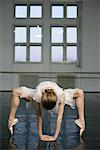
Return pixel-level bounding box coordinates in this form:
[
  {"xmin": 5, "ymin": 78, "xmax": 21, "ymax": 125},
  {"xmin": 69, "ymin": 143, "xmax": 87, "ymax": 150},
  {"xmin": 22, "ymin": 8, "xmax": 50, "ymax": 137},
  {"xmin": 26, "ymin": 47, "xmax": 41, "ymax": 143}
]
[{"xmin": 0, "ymin": 92, "xmax": 100, "ymax": 150}]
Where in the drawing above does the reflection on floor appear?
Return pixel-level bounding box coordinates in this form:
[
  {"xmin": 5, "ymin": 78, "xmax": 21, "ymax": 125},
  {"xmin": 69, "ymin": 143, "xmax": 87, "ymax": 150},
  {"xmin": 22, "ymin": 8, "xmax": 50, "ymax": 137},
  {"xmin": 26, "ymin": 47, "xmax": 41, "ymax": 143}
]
[{"xmin": 0, "ymin": 92, "xmax": 100, "ymax": 150}]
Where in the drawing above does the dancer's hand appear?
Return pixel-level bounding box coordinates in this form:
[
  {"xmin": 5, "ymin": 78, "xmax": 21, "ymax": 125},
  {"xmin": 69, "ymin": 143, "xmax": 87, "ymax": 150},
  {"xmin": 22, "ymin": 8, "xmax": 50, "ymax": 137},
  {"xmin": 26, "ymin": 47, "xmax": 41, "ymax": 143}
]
[{"xmin": 40, "ymin": 135, "xmax": 56, "ymax": 141}]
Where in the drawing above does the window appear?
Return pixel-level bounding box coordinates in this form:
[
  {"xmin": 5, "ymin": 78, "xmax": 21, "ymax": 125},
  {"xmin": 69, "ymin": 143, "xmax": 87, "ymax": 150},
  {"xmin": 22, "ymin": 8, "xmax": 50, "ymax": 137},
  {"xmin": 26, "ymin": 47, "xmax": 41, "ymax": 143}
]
[
  {"xmin": 15, "ymin": 46, "xmax": 27, "ymax": 62},
  {"xmin": 14, "ymin": 27, "xmax": 27, "ymax": 43},
  {"xmin": 51, "ymin": 46, "xmax": 63, "ymax": 62},
  {"xmin": 14, "ymin": 4, "xmax": 43, "ymax": 63},
  {"xmin": 51, "ymin": 5, "xmax": 64, "ymax": 18},
  {"xmin": 14, "ymin": 4, "xmax": 43, "ymax": 19},
  {"xmin": 51, "ymin": 4, "xmax": 79, "ymax": 64},
  {"xmin": 51, "ymin": 27, "xmax": 63, "ymax": 43},
  {"xmin": 67, "ymin": 6, "xmax": 77, "ymax": 18},
  {"xmin": 15, "ymin": 5, "xmax": 27, "ymax": 18},
  {"xmin": 30, "ymin": 26, "xmax": 42, "ymax": 43},
  {"xmin": 66, "ymin": 46, "xmax": 77, "ymax": 63},
  {"xmin": 30, "ymin": 5, "xmax": 42, "ymax": 18},
  {"xmin": 30, "ymin": 46, "xmax": 42, "ymax": 62},
  {"xmin": 66, "ymin": 27, "xmax": 77, "ymax": 43},
  {"xmin": 14, "ymin": 26, "xmax": 27, "ymax": 62},
  {"xmin": 13, "ymin": 2, "xmax": 81, "ymax": 65},
  {"xmin": 14, "ymin": 26, "xmax": 42, "ymax": 62}
]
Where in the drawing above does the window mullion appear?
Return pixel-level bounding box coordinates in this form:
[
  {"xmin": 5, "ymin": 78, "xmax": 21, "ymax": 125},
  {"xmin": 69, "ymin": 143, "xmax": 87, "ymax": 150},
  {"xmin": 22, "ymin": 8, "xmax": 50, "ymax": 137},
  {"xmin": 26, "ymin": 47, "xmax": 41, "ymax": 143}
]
[
  {"xmin": 63, "ymin": 27, "xmax": 66, "ymax": 62},
  {"xmin": 26, "ymin": 26, "xmax": 29, "ymax": 62},
  {"xmin": 63, "ymin": 2, "xmax": 67, "ymax": 62},
  {"xmin": 64, "ymin": 2, "xmax": 66, "ymax": 18}
]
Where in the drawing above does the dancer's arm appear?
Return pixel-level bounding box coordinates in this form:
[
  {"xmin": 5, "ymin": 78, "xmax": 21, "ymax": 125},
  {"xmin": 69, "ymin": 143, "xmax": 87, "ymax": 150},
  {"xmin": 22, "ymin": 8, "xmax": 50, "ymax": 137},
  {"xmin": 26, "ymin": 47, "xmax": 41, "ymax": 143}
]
[
  {"xmin": 54, "ymin": 92, "xmax": 65, "ymax": 139},
  {"xmin": 42, "ymin": 93, "xmax": 65, "ymax": 141},
  {"xmin": 34, "ymin": 102, "xmax": 43, "ymax": 137},
  {"xmin": 34, "ymin": 93, "xmax": 65, "ymax": 141}
]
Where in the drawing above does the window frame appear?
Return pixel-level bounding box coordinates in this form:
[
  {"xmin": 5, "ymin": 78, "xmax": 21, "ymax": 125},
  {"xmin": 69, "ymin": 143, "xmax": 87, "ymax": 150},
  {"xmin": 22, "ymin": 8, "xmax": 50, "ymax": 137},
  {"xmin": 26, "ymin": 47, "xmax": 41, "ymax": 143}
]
[
  {"xmin": 66, "ymin": 4, "xmax": 78, "ymax": 19},
  {"xmin": 51, "ymin": 26, "xmax": 64, "ymax": 44},
  {"xmin": 29, "ymin": 45, "xmax": 42, "ymax": 62},
  {"xmin": 50, "ymin": 2, "xmax": 81, "ymax": 66},
  {"xmin": 14, "ymin": 4, "xmax": 28, "ymax": 19},
  {"xmin": 13, "ymin": 25, "xmax": 43, "ymax": 63},
  {"xmin": 51, "ymin": 4, "xmax": 64, "ymax": 19},
  {"xmin": 29, "ymin": 4, "xmax": 43, "ymax": 19},
  {"xmin": 13, "ymin": 1, "xmax": 82, "ymax": 66},
  {"xmin": 14, "ymin": 26, "xmax": 27, "ymax": 44},
  {"xmin": 29, "ymin": 25, "xmax": 43, "ymax": 44},
  {"xmin": 14, "ymin": 45, "xmax": 27, "ymax": 62}
]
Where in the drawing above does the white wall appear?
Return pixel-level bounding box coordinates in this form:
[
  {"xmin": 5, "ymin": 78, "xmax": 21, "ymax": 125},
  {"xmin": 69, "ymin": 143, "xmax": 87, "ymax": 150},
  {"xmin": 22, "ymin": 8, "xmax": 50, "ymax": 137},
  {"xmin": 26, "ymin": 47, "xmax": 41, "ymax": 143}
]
[
  {"xmin": 99, "ymin": 0, "xmax": 100, "ymax": 72},
  {"xmin": 77, "ymin": 0, "xmax": 100, "ymax": 91},
  {"xmin": 81, "ymin": 0, "xmax": 100, "ymax": 72},
  {"xmin": 0, "ymin": 0, "xmax": 2, "ymax": 71},
  {"xmin": 0, "ymin": 73, "xmax": 19, "ymax": 90},
  {"xmin": 0, "ymin": 0, "xmax": 100, "ymax": 91}
]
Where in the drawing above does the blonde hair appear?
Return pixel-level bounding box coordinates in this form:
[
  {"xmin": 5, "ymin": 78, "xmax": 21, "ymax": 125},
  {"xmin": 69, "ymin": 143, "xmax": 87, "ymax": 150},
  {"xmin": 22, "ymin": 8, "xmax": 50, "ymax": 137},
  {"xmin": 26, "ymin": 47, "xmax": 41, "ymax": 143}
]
[{"xmin": 41, "ymin": 89, "xmax": 57, "ymax": 110}]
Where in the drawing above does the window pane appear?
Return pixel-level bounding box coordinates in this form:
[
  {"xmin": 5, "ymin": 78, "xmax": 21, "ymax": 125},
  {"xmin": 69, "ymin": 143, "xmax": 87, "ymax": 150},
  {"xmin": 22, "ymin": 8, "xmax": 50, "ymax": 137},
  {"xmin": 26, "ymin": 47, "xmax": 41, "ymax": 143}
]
[
  {"xmin": 51, "ymin": 5, "xmax": 64, "ymax": 18},
  {"xmin": 30, "ymin": 46, "xmax": 41, "ymax": 62},
  {"xmin": 15, "ymin": 46, "xmax": 26, "ymax": 62},
  {"xmin": 66, "ymin": 27, "xmax": 77, "ymax": 43},
  {"xmin": 30, "ymin": 26, "xmax": 42, "ymax": 43},
  {"xmin": 66, "ymin": 46, "xmax": 77, "ymax": 63},
  {"xmin": 51, "ymin": 46, "xmax": 63, "ymax": 62},
  {"xmin": 15, "ymin": 5, "xmax": 27, "ymax": 18},
  {"xmin": 15, "ymin": 27, "xmax": 27, "ymax": 43},
  {"xmin": 67, "ymin": 6, "xmax": 77, "ymax": 18},
  {"xmin": 30, "ymin": 5, "xmax": 42, "ymax": 18},
  {"xmin": 51, "ymin": 27, "xmax": 63, "ymax": 43}
]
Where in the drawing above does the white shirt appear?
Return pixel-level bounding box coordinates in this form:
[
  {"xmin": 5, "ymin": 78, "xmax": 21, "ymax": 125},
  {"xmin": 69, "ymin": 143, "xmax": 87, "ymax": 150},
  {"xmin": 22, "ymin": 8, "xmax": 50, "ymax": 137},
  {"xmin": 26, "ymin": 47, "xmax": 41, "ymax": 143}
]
[
  {"xmin": 33, "ymin": 81, "xmax": 63, "ymax": 104},
  {"xmin": 20, "ymin": 86, "xmax": 35, "ymax": 98}
]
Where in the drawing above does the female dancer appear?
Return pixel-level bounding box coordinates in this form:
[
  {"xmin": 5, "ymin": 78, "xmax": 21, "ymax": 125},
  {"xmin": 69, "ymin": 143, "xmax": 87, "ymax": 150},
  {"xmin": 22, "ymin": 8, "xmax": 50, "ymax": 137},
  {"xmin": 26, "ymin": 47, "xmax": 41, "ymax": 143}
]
[{"xmin": 33, "ymin": 81, "xmax": 85, "ymax": 141}]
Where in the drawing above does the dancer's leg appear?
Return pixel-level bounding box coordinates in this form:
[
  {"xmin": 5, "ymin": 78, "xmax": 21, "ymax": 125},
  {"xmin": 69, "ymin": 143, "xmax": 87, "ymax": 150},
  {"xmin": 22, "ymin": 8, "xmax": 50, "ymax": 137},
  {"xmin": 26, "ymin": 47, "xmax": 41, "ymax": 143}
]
[
  {"xmin": 8, "ymin": 88, "xmax": 21, "ymax": 127},
  {"xmin": 74, "ymin": 89, "xmax": 85, "ymax": 136},
  {"xmin": 74, "ymin": 89, "xmax": 85, "ymax": 122}
]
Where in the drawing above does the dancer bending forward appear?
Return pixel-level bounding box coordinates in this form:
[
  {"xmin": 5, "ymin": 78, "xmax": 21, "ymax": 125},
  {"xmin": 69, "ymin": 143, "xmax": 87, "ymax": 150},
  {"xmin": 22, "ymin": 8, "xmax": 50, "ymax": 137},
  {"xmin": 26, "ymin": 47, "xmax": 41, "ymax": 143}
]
[{"xmin": 33, "ymin": 81, "xmax": 85, "ymax": 142}]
